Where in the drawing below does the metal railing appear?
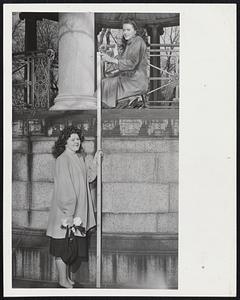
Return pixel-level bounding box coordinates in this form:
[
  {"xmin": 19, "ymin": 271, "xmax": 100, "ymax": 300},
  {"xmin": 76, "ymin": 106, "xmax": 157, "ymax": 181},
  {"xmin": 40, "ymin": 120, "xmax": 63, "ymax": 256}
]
[
  {"xmin": 12, "ymin": 43, "xmax": 179, "ymax": 111},
  {"xmin": 147, "ymin": 43, "xmax": 179, "ymax": 107},
  {"xmin": 12, "ymin": 50, "xmax": 56, "ymax": 111},
  {"xmin": 100, "ymin": 42, "xmax": 179, "ymax": 108}
]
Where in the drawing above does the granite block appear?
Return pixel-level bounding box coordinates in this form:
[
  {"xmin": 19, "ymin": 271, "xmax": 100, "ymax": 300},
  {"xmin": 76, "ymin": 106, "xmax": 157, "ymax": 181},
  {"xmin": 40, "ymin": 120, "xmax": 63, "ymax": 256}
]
[
  {"xmin": 102, "ymin": 153, "xmax": 155, "ymax": 183},
  {"xmin": 169, "ymin": 183, "xmax": 178, "ymax": 212},
  {"xmin": 82, "ymin": 140, "xmax": 95, "ymax": 155},
  {"xmin": 102, "ymin": 213, "xmax": 157, "ymax": 233},
  {"xmin": 157, "ymin": 213, "xmax": 178, "ymax": 233},
  {"xmin": 12, "ymin": 181, "xmax": 28, "ymax": 209},
  {"xmin": 154, "ymin": 153, "xmax": 179, "ymax": 183},
  {"xmin": 30, "ymin": 211, "xmax": 49, "ymax": 229},
  {"xmin": 102, "ymin": 183, "xmax": 169, "ymax": 213},
  {"xmin": 12, "ymin": 210, "xmax": 29, "ymax": 227},
  {"xmin": 12, "ymin": 153, "xmax": 28, "ymax": 181},
  {"xmin": 32, "ymin": 154, "xmax": 55, "ymax": 182},
  {"xmin": 32, "ymin": 182, "xmax": 54, "ymax": 210},
  {"xmin": 12, "ymin": 139, "xmax": 29, "ymax": 153},
  {"xmin": 32, "ymin": 140, "xmax": 55, "ymax": 154},
  {"xmin": 166, "ymin": 139, "xmax": 179, "ymax": 153},
  {"xmin": 102, "ymin": 138, "xmax": 168, "ymax": 153}
]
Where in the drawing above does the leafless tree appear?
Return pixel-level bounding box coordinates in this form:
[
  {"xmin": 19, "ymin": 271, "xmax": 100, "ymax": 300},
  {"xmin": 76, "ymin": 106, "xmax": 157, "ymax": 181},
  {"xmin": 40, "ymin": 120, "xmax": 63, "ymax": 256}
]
[
  {"xmin": 37, "ymin": 19, "xmax": 58, "ymax": 51},
  {"xmin": 160, "ymin": 26, "xmax": 179, "ymax": 73},
  {"xmin": 12, "ymin": 14, "xmax": 59, "ymax": 107},
  {"xmin": 12, "ymin": 13, "xmax": 25, "ymax": 53}
]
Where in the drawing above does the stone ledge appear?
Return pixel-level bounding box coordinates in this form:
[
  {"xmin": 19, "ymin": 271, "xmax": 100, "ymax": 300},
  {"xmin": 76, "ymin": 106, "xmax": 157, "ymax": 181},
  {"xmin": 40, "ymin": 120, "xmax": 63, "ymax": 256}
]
[
  {"xmin": 102, "ymin": 108, "xmax": 179, "ymax": 120},
  {"xmin": 13, "ymin": 108, "xmax": 178, "ymax": 121},
  {"xmin": 12, "ymin": 227, "xmax": 178, "ymax": 253}
]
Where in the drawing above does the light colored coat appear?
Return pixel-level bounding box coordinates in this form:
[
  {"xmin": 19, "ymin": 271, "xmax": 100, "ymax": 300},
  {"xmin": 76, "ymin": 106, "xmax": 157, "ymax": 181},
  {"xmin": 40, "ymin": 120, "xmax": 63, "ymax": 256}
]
[
  {"xmin": 102, "ymin": 35, "xmax": 148, "ymax": 107},
  {"xmin": 46, "ymin": 149, "xmax": 96, "ymax": 239}
]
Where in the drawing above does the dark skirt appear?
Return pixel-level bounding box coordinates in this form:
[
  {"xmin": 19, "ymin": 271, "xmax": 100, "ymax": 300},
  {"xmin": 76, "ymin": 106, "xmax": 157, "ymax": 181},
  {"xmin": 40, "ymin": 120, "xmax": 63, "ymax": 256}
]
[{"xmin": 49, "ymin": 236, "xmax": 88, "ymax": 273}]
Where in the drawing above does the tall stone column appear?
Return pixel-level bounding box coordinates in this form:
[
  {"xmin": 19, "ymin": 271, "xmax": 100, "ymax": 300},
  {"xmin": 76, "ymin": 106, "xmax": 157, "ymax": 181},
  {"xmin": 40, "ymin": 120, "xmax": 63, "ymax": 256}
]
[{"xmin": 50, "ymin": 13, "xmax": 97, "ymax": 110}]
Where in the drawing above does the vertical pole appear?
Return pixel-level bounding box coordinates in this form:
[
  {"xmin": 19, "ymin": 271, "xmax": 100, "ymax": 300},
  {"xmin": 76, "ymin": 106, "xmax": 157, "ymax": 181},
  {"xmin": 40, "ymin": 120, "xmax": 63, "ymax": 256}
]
[
  {"xmin": 96, "ymin": 52, "xmax": 102, "ymax": 288},
  {"xmin": 31, "ymin": 56, "xmax": 35, "ymax": 107},
  {"xmin": 26, "ymin": 57, "xmax": 30, "ymax": 106}
]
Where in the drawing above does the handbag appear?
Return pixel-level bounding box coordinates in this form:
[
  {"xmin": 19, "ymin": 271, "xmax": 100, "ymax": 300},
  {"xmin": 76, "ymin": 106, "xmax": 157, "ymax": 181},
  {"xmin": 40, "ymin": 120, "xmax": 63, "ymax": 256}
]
[
  {"xmin": 60, "ymin": 225, "xmax": 87, "ymax": 265},
  {"xmin": 61, "ymin": 226, "xmax": 78, "ymax": 265}
]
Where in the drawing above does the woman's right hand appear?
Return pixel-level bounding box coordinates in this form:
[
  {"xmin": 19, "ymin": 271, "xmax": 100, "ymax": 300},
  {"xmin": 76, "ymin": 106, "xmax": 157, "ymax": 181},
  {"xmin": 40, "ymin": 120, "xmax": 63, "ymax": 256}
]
[{"xmin": 101, "ymin": 53, "xmax": 118, "ymax": 64}]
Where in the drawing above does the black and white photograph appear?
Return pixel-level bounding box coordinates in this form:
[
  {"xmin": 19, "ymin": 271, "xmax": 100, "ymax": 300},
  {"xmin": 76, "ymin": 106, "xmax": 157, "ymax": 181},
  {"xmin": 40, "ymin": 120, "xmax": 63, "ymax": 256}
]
[
  {"xmin": 4, "ymin": 3, "xmax": 236, "ymax": 297},
  {"xmin": 11, "ymin": 11, "xmax": 179, "ymax": 289}
]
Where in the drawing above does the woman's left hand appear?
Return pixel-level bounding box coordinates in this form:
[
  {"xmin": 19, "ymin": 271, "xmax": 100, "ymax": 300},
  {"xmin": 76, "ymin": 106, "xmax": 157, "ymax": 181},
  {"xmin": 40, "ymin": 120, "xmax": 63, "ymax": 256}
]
[
  {"xmin": 94, "ymin": 150, "xmax": 103, "ymax": 159},
  {"xmin": 93, "ymin": 150, "xmax": 104, "ymax": 162}
]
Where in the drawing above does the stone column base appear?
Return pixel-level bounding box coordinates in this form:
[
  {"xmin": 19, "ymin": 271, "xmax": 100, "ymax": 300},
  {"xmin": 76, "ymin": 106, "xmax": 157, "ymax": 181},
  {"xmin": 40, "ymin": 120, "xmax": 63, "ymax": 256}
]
[{"xmin": 50, "ymin": 94, "xmax": 97, "ymax": 110}]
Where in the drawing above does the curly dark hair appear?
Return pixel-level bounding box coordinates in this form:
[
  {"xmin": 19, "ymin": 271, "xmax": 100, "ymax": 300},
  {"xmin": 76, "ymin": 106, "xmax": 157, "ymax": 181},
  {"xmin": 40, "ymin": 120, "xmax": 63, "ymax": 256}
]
[
  {"xmin": 120, "ymin": 18, "xmax": 149, "ymax": 53},
  {"xmin": 52, "ymin": 125, "xmax": 84, "ymax": 158}
]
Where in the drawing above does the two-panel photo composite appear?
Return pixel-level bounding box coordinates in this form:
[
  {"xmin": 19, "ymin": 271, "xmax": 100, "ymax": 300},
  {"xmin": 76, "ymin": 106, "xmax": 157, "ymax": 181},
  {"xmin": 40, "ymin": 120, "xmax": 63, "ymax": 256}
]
[
  {"xmin": 11, "ymin": 10, "xmax": 179, "ymax": 290},
  {"xmin": 3, "ymin": 3, "xmax": 236, "ymax": 298}
]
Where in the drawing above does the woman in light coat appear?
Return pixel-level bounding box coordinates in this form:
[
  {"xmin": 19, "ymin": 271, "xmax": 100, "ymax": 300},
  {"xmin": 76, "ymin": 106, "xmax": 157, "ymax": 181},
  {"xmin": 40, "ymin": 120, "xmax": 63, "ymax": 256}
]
[
  {"xmin": 101, "ymin": 18, "xmax": 149, "ymax": 108},
  {"xmin": 46, "ymin": 125, "xmax": 99, "ymax": 288}
]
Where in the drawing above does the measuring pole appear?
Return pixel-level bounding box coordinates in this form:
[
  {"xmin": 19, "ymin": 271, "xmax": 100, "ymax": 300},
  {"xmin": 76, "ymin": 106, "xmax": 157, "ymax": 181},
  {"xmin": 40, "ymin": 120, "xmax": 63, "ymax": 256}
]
[{"xmin": 96, "ymin": 52, "xmax": 102, "ymax": 288}]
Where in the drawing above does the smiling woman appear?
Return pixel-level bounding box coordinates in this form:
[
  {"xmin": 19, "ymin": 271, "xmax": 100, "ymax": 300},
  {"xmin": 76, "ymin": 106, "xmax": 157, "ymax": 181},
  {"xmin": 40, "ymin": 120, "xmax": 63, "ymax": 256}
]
[
  {"xmin": 46, "ymin": 125, "xmax": 98, "ymax": 288},
  {"xmin": 66, "ymin": 133, "xmax": 81, "ymax": 153},
  {"xmin": 101, "ymin": 18, "xmax": 149, "ymax": 108}
]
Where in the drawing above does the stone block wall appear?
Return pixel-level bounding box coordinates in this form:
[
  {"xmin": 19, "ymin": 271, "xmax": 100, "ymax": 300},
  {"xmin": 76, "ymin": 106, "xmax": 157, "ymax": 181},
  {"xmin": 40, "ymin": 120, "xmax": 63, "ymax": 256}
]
[
  {"xmin": 101, "ymin": 138, "xmax": 178, "ymax": 234},
  {"xmin": 12, "ymin": 122, "xmax": 178, "ymax": 288},
  {"xmin": 12, "ymin": 136, "xmax": 96, "ymax": 229},
  {"xmin": 12, "ymin": 138, "xmax": 29, "ymax": 227}
]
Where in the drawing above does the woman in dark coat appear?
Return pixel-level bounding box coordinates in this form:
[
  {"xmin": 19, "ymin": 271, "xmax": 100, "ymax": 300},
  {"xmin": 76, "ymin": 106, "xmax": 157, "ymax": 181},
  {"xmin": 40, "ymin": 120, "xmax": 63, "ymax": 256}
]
[
  {"xmin": 46, "ymin": 126, "xmax": 98, "ymax": 288},
  {"xmin": 101, "ymin": 19, "xmax": 149, "ymax": 108}
]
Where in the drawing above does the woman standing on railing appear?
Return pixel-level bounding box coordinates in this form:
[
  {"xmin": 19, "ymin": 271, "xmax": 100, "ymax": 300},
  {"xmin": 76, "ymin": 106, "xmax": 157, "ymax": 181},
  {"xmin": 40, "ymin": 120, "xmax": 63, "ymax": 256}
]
[
  {"xmin": 46, "ymin": 126, "xmax": 99, "ymax": 288},
  {"xmin": 101, "ymin": 18, "xmax": 149, "ymax": 108}
]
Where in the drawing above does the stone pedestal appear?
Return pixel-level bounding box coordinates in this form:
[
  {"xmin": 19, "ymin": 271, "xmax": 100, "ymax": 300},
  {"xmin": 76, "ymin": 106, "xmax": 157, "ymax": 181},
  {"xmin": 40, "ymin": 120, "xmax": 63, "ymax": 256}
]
[{"xmin": 50, "ymin": 13, "xmax": 97, "ymax": 110}]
